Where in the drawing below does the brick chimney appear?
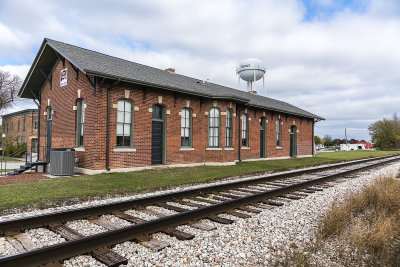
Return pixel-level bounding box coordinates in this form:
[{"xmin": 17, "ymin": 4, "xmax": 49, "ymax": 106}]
[{"xmin": 165, "ymin": 68, "xmax": 175, "ymax": 73}]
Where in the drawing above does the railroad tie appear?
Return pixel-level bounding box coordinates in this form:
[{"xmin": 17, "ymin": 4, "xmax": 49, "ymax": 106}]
[
  {"xmin": 218, "ymin": 193, "xmax": 242, "ymax": 199},
  {"xmin": 278, "ymin": 194, "xmax": 301, "ymax": 200},
  {"xmin": 261, "ymin": 200, "xmax": 284, "ymax": 207},
  {"xmin": 275, "ymin": 197, "xmax": 292, "ymax": 203},
  {"xmin": 265, "ymin": 182, "xmax": 285, "ymax": 187},
  {"xmin": 206, "ymin": 195, "xmax": 229, "ymax": 202},
  {"xmin": 112, "ymin": 211, "xmax": 147, "ymax": 224},
  {"xmin": 157, "ymin": 203, "xmax": 189, "ymax": 213},
  {"xmin": 144, "ymin": 208, "xmax": 170, "ymax": 218},
  {"xmin": 253, "ymin": 203, "xmax": 275, "ymax": 210},
  {"xmin": 5, "ymin": 236, "xmax": 26, "ymax": 253},
  {"xmin": 229, "ymin": 189, "xmax": 251, "ymax": 195},
  {"xmin": 13, "ymin": 234, "xmax": 38, "ymax": 251},
  {"xmin": 235, "ymin": 188, "xmax": 263, "ymax": 194},
  {"xmin": 301, "ymin": 189, "xmax": 316, "ymax": 193},
  {"xmin": 48, "ymin": 224, "xmax": 85, "ymax": 241},
  {"xmin": 309, "ymin": 187, "xmax": 324, "ymax": 191},
  {"xmin": 177, "ymin": 200, "xmax": 205, "ymax": 208},
  {"xmin": 92, "ymin": 247, "xmax": 128, "ymax": 267},
  {"xmin": 226, "ymin": 210, "xmax": 252, "ymax": 219},
  {"xmin": 91, "ymin": 218, "xmax": 120, "ymax": 230},
  {"xmin": 207, "ymin": 216, "xmax": 234, "ymax": 224},
  {"xmin": 189, "ymin": 222, "xmax": 217, "ymax": 231},
  {"xmin": 238, "ymin": 206, "xmax": 262, "ymax": 214},
  {"xmin": 135, "ymin": 235, "xmax": 169, "ymax": 251},
  {"xmin": 289, "ymin": 192, "xmax": 309, "ymax": 197},
  {"xmin": 194, "ymin": 196, "xmax": 220, "ymax": 204},
  {"xmin": 162, "ymin": 227, "xmax": 194, "ymax": 240}
]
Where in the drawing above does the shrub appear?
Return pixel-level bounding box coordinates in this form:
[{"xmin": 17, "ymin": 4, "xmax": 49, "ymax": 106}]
[{"xmin": 3, "ymin": 137, "xmax": 27, "ymax": 157}]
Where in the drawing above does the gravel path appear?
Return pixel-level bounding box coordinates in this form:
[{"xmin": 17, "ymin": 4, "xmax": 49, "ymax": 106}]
[{"xmin": 0, "ymin": 161, "xmax": 399, "ymax": 266}]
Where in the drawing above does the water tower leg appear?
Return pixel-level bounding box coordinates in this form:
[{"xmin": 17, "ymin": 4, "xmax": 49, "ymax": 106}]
[{"xmin": 253, "ymin": 71, "xmax": 256, "ymax": 93}]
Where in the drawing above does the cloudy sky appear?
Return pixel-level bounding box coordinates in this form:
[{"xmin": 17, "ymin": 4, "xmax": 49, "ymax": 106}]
[{"xmin": 1, "ymin": 0, "xmax": 399, "ymax": 141}]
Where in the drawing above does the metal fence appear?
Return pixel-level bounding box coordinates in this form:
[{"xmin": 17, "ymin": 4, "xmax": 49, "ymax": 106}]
[{"xmin": 0, "ymin": 146, "xmax": 46, "ymax": 176}]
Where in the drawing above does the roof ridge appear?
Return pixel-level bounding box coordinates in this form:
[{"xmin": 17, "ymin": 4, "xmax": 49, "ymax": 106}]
[{"xmin": 45, "ymin": 38, "xmax": 220, "ymax": 85}]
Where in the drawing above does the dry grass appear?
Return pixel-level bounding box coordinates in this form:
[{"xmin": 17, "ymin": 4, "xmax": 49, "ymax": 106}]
[{"xmin": 318, "ymin": 172, "xmax": 400, "ymax": 266}]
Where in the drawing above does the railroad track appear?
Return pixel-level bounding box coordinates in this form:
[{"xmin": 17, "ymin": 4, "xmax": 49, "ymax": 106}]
[{"xmin": 0, "ymin": 154, "xmax": 399, "ymax": 266}]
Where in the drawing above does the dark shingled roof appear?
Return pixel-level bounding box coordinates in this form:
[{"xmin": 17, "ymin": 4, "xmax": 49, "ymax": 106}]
[{"xmin": 19, "ymin": 38, "xmax": 324, "ymax": 120}]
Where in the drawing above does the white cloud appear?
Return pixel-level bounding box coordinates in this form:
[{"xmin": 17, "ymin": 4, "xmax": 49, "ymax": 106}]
[
  {"xmin": 0, "ymin": 64, "xmax": 30, "ymax": 80},
  {"xmin": 0, "ymin": 0, "xmax": 399, "ymax": 140}
]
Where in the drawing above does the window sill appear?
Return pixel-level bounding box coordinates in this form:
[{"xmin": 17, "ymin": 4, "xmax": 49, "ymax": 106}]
[
  {"xmin": 276, "ymin": 146, "xmax": 283, "ymax": 150},
  {"xmin": 206, "ymin": 147, "xmax": 222, "ymax": 151},
  {"xmin": 74, "ymin": 147, "xmax": 85, "ymax": 152},
  {"xmin": 241, "ymin": 147, "xmax": 250, "ymax": 150},
  {"xmin": 114, "ymin": 147, "xmax": 137, "ymax": 152},
  {"xmin": 224, "ymin": 147, "xmax": 234, "ymax": 151},
  {"xmin": 180, "ymin": 147, "xmax": 195, "ymax": 151}
]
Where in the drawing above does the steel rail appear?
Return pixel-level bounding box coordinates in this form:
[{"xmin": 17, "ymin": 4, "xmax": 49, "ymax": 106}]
[
  {"xmin": 0, "ymin": 154, "xmax": 397, "ymax": 235},
  {"xmin": 0, "ymin": 156, "xmax": 398, "ymax": 267}
]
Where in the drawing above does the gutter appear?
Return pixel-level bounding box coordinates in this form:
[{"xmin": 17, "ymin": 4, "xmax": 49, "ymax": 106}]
[
  {"xmin": 236, "ymin": 104, "xmax": 243, "ymax": 162},
  {"xmin": 106, "ymin": 87, "xmax": 110, "ymax": 170},
  {"xmin": 105, "ymin": 79, "xmax": 120, "ymax": 171}
]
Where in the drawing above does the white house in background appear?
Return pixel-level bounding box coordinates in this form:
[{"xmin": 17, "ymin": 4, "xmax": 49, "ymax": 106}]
[
  {"xmin": 340, "ymin": 143, "xmax": 366, "ymax": 151},
  {"xmin": 315, "ymin": 144, "xmax": 324, "ymax": 150}
]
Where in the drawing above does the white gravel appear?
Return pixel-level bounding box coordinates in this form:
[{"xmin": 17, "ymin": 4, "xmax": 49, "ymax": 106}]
[
  {"xmin": 0, "ymin": 237, "xmax": 18, "ymax": 257},
  {"xmin": 65, "ymin": 220, "xmax": 108, "ymax": 236},
  {"xmin": 110, "ymin": 162, "xmax": 400, "ymax": 266},
  {"xmin": 24, "ymin": 228, "xmax": 65, "ymax": 248},
  {"xmin": 63, "ymin": 255, "xmax": 106, "ymax": 267}
]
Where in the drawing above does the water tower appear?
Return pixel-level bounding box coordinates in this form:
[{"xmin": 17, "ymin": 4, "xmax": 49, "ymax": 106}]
[{"xmin": 236, "ymin": 58, "xmax": 266, "ymax": 94}]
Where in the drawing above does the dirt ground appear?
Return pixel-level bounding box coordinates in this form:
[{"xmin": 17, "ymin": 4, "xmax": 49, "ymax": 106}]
[{"xmin": 0, "ymin": 172, "xmax": 53, "ymax": 184}]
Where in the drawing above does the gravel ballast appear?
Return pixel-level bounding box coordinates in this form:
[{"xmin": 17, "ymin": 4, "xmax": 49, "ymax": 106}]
[{"xmin": 0, "ymin": 161, "xmax": 399, "ymax": 266}]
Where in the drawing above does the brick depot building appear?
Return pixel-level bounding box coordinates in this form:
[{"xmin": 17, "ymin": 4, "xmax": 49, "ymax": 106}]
[
  {"xmin": 1, "ymin": 109, "xmax": 38, "ymax": 148},
  {"xmin": 18, "ymin": 39, "xmax": 323, "ymax": 174}
]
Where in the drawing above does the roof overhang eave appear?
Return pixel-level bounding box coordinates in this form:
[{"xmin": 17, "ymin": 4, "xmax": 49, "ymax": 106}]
[
  {"xmin": 18, "ymin": 40, "xmax": 49, "ymax": 99},
  {"xmin": 18, "ymin": 39, "xmax": 87, "ymax": 99},
  {"xmin": 247, "ymin": 102, "xmax": 325, "ymax": 120},
  {"xmin": 46, "ymin": 41, "xmax": 86, "ymax": 74}
]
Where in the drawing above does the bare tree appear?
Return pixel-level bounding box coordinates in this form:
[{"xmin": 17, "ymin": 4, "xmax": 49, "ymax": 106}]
[{"xmin": 0, "ymin": 70, "xmax": 21, "ymax": 111}]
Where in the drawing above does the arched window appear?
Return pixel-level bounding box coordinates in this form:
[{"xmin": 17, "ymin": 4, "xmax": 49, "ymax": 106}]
[
  {"xmin": 241, "ymin": 114, "xmax": 249, "ymax": 147},
  {"xmin": 276, "ymin": 119, "xmax": 282, "ymax": 147},
  {"xmin": 208, "ymin": 108, "xmax": 220, "ymax": 147},
  {"xmin": 46, "ymin": 106, "xmax": 52, "ymax": 121},
  {"xmin": 181, "ymin": 108, "xmax": 192, "ymax": 147},
  {"xmin": 116, "ymin": 99, "xmax": 133, "ymax": 147},
  {"xmin": 226, "ymin": 109, "xmax": 233, "ymax": 147},
  {"xmin": 76, "ymin": 99, "xmax": 85, "ymax": 147}
]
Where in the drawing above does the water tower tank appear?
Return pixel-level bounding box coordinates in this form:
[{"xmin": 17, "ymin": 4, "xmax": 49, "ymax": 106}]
[{"xmin": 236, "ymin": 58, "xmax": 266, "ymax": 94}]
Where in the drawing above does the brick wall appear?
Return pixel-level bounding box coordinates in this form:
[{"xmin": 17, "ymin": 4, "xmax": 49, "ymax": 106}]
[
  {"xmin": 2, "ymin": 112, "xmax": 38, "ymax": 148},
  {"xmin": 38, "ymin": 59, "xmax": 314, "ymax": 170}
]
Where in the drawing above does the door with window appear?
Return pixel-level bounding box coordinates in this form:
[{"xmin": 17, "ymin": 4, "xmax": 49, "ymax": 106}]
[
  {"xmin": 260, "ymin": 117, "xmax": 266, "ymax": 158},
  {"xmin": 46, "ymin": 106, "xmax": 52, "ymax": 162},
  {"xmin": 290, "ymin": 125, "xmax": 297, "ymax": 157},
  {"xmin": 151, "ymin": 105, "xmax": 165, "ymax": 165}
]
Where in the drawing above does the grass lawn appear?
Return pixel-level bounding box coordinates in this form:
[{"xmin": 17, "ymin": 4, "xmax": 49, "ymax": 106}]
[{"xmin": 0, "ymin": 150, "xmax": 398, "ymax": 212}]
